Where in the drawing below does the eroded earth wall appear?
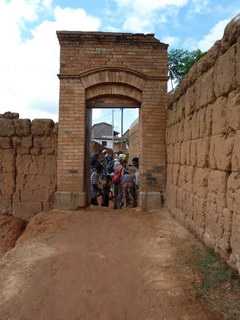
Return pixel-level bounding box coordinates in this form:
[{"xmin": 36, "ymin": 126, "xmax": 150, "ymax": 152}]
[
  {"xmin": 128, "ymin": 121, "xmax": 140, "ymax": 161},
  {"xmin": 166, "ymin": 16, "xmax": 240, "ymax": 272},
  {"xmin": 0, "ymin": 113, "xmax": 57, "ymax": 220}
]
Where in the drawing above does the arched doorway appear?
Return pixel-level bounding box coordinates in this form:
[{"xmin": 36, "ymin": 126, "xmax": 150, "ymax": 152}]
[{"xmin": 55, "ymin": 31, "xmax": 168, "ymax": 210}]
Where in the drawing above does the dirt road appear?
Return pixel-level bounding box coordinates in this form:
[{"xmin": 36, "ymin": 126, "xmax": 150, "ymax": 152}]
[{"xmin": 0, "ymin": 208, "xmax": 221, "ymax": 320}]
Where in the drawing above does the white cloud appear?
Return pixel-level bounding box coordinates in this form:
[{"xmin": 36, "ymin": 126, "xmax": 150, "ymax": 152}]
[
  {"xmin": 198, "ymin": 18, "xmax": 229, "ymax": 51},
  {"xmin": 114, "ymin": 0, "xmax": 189, "ymax": 32},
  {"xmin": 116, "ymin": 0, "xmax": 188, "ymax": 15},
  {"xmin": 92, "ymin": 109, "xmax": 103, "ymax": 122},
  {"xmin": 161, "ymin": 36, "xmax": 179, "ymax": 47},
  {"xmin": 0, "ymin": 1, "xmax": 101, "ymax": 121},
  {"xmin": 123, "ymin": 16, "xmax": 152, "ymax": 33},
  {"xmin": 190, "ymin": 0, "xmax": 210, "ymax": 14}
]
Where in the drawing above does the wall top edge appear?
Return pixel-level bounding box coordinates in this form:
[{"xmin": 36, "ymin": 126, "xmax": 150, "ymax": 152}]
[
  {"xmin": 167, "ymin": 13, "xmax": 240, "ymax": 107},
  {"xmin": 56, "ymin": 31, "xmax": 168, "ymax": 49}
]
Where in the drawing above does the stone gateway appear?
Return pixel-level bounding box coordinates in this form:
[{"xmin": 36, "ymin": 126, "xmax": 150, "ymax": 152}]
[{"xmin": 55, "ymin": 32, "xmax": 168, "ymax": 210}]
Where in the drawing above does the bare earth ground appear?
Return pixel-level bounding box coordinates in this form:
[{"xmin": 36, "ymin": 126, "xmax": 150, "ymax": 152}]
[{"xmin": 0, "ymin": 208, "xmax": 222, "ymax": 320}]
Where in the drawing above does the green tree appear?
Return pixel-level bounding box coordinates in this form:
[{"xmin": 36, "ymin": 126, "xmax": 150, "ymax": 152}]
[{"xmin": 168, "ymin": 49, "xmax": 205, "ymax": 88}]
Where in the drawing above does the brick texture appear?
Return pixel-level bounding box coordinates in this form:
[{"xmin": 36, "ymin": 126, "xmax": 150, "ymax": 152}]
[{"xmin": 57, "ymin": 31, "xmax": 168, "ymax": 208}]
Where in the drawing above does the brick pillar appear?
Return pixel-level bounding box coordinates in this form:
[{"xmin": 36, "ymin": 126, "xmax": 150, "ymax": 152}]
[
  {"xmin": 139, "ymin": 80, "xmax": 167, "ymax": 210},
  {"xmin": 55, "ymin": 79, "xmax": 87, "ymax": 209}
]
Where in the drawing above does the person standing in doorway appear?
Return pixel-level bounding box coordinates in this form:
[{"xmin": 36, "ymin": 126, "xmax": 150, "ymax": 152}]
[{"xmin": 90, "ymin": 166, "xmax": 102, "ymax": 206}]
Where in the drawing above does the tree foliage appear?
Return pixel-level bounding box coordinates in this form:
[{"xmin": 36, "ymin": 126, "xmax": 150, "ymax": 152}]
[{"xmin": 168, "ymin": 49, "xmax": 205, "ymax": 86}]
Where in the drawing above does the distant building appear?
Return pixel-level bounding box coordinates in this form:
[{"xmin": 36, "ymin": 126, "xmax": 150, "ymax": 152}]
[{"xmin": 91, "ymin": 122, "xmax": 119, "ymax": 149}]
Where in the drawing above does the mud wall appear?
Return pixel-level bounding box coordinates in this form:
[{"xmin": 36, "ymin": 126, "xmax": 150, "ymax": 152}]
[
  {"xmin": 166, "ymin": 17, "xmax": 240, "ymax": 272},
  {"xmin": 0, "ymin": 113, "xmax": 57, "ymax": 220},
  {"xmin": 128, "ymin": 121, "xmax": 140, "ymax": 161}
]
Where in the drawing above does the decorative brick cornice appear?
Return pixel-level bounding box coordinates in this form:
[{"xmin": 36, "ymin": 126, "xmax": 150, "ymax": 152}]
[
  {"xmin": 58, "ymin": 66, "xmax": 168, "ymax": 81},
  {"xmin": 57, "ymin": 31, "xmax": 168, "ymax": 50}
]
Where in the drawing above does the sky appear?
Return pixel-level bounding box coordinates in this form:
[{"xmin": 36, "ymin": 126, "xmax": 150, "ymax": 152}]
[{"xmin": 0, "ymin": 0, "xmax": 239, "ymax": 131}]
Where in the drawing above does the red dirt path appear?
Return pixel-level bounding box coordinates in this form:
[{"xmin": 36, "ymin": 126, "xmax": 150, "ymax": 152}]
[{"xmin": 0, "ymin": 208, "xmax": 221, "ymax": 320}]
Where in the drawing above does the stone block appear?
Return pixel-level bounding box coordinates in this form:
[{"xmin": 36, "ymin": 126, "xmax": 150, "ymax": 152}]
[
  {"xmin": 14, "ymin": 119, "xmax": 31, "ymax": 136},
  {"xmin": 0, "ymin": 119, "xmax": 15, "ymax": 137},
  {"xmin": 196, "ymin": 137, "xmax": 209, "ymax": 168},
  {"xmin": 191, "ymin": 112, "xmax": 200, "ymax": 140},
  {"xmin": 176, "ymin": 187, "xmax": 184, "ymax": 213},
  {"xmin": 193, "ymin": 168, "xmax": 209, "ymax": 198},
  {"xmin": 0, "ymin": 150, "xmax": 15, "ymax": 173},
  {"xmin": 222, "ymin": 16, "xmax": 240, "ymax": 51},
  {"xmin": 232, "ymin": 132, "xmax": 240, "ymax": 171},
  {"xmin": 193, "ymin": 196, "xmax": 207, "ymax": 238},
  {"xmin": 199, "ymin": 68, "xmax": 215, "ymax": 107},
  {"xmin": 0, "ymin": 112, "xmax": 19, "ymax": 120},
  {"xmin": 198, "ymin": 106, "xmax": 212, "ymax": 138},
  {"xmin": 12, "ymin": 136, "xmax": 32, "ymax": 154},
  {"xmin": 13, "ymin": 201, "xmax": 42, "ymax": 220},
  {"xmin": 34, "ymin": 136, "xmax": 55, "ymax": 150},
  {"xmin": 237, "ymin": 42, "xmax": 240, "ymax": 86},
  {"xmin": 183, "ymin": 117, "xmax": 192, "ymax": 141},
  {"xmin": 214, "ymin": 44, "xmax": 236, "ymax": 97},
  {"xmin": 16, "ymin": 154, "xmax": 56, "ymax": 175},
  {"xmin": 208, "ymin": 170, "xmax": 227, "ymax": 194},
  {"xmin": 55, "ymin": 191, "xmax": 86, "ymax": 211},
  {"xmin": 185, "ymin": 85, "xmax": 195, "ymax": 116},
  {"xmin": 209, "ymin": 135, "xmax": 234, "ymax": 171},
  {"xmin": 183, "ymin": 191, "xmax": 194, "ymax": 223},
  {"xmin": 212, "ymin": 96, "xmax": 227, "ymax": 135},
  {"xmin": 227, "ymin": 172, "xmax": 240, "ymax": 213},
  {"xmin": 31, "ymin": 147, "xmax": 41, "ymax": 155},
  {"xmin": 190, "ymin": 140, "xmax": 197, "ymax": 166},
  {"xmin": 20, "ymin": 187, "xmax": 54, "ymax": 202},
  {"xmin": 166, "ymin": 164, "xmax": 173, "ymax": 185},
  {"xmin": 226, "ymin": 89, "xmax": 240, "ymax": 131},
  {"xmin": 174, "ymin": 142, "xmax": 181, "ymax": 164},
  {"xmin": 172, "ymin": 164, "xmax": 180, "ymax": 186},
  {"xmin": 230, "ymin": 212, "xmax": 240, "ymax": 272},
  {"xmin": 178, "ymin": 165, "xmax": 194, "ymax": 191},
  {"xmin": 185, "ymin": 166, "xmax": 194, "ymax": 192},
  {"xmin": 178, "ymin": 121, "xmax": 184, "ymax": 142},
  {"xmin": 204, "ymin": 192, "xmax": 226, "ymax": 247},
  {"xmin": 216, "ymin": 208, "xmax": 233, "ymax": 257},
  {"xmin": 32, "ymin": 119, "xmax": 54, "ymax": 136},
  {"xmin": 0, "ymin": 172, "xmax": 15, "ymax": 195},
  {"xmin": 181, "ymin": 141, "xmax": 191, "ymax": 165},
  {"xmin": 194, "ymin": 78, "xmax": 201, "ymax": 111},
  {"xmin": 0, "ymin": 137, "xmax": 12, "ymax": 149}
]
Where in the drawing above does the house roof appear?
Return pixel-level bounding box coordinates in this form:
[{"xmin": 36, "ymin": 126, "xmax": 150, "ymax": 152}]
[{"xmin": 92, "ymin": 122, "xmax": 119, "ymax": 135}]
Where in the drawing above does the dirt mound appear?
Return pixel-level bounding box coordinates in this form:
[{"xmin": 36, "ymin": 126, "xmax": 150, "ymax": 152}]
[
  {"xmin": 17, "ymin": 209, "xmax": 78, "ymax": 243},
  {"xmin": 0, "ymin": 215, "xmax": 26, "ymax": 256}
]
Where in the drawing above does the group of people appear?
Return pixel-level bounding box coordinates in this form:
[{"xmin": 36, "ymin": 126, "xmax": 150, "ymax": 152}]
[{"xmin": 90, "ymin": 150, "xmax": 139, "ymax": 209}]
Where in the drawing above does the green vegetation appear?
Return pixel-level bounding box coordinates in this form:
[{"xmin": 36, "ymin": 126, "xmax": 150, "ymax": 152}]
[
  {"xmin": 192, "ymin": 247, "xmax": 240, "ymax": 320},
  {"xmin": 168, "ymin": 48, "xmax": 205, "ymax": 88}
]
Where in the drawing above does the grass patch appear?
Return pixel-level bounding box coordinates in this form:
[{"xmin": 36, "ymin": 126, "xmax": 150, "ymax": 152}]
[{"xmin": 191, "ymin": 247, "xmax": 240, "ymax": 320}]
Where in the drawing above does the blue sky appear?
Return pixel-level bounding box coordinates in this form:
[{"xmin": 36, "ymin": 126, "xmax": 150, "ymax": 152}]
[{"xmin": 0, "ymin": 0, "xmax": 239, "ymax": 130}]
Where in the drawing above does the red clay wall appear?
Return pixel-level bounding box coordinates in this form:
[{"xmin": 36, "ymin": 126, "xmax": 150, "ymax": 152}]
[
  {"xmin": 128, "ymin": 121, "xmax": 140, "ymax": 160},
  {"xmin": 0, "ymin": 113, "xmax": 57, "ymax": 220},
  {"xmin": 166, "ymin": 17, "xmax": 240, "ymax": 272}
]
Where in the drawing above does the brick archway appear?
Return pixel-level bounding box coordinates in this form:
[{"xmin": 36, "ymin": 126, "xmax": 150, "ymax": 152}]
[{"xmin": 55, "ymin": 31, "xmax": 168, "ymax": 210}]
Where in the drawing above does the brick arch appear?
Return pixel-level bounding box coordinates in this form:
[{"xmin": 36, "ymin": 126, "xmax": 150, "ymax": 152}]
[
  {"xmin": 86, "ymin": 83, "xmax": 142, "ymax": 107},
  {"xmin": 56, "ymin": 31, "xmax": 168, "ymax": 211},
  {"xmin": 80, "ymin": 68, "xmax": 145, "ymax": 92}
]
